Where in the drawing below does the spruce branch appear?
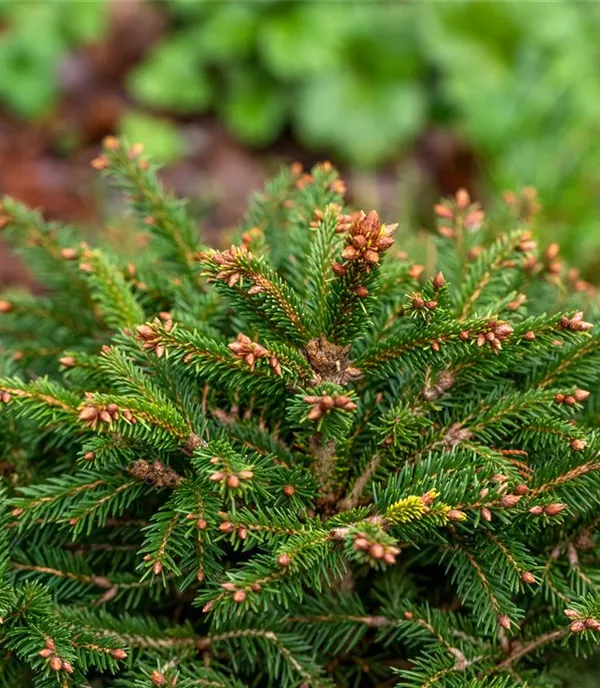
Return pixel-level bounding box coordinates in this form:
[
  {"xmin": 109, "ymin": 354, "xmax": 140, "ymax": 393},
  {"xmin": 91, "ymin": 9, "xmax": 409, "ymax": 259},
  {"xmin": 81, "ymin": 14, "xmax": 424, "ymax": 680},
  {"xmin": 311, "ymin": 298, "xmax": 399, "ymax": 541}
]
[
  {"xmin": 97, "ymin": 138, "xmax": 202, "ymax": 280},
  {"xmin": 199, "ymin": 245, "xmax": 310, "ymax": 346}
]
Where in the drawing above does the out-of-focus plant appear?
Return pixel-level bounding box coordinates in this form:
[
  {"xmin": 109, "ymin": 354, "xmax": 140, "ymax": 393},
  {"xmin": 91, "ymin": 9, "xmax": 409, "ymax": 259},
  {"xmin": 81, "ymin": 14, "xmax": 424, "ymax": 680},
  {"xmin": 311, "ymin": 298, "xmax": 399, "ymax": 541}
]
[
  {"xmin": 0, "ymin": 1, "xmax": 107, "ymax": 118},
  {"xmin": 128, "ymin": 1, "xmax": 428, "ymax": 167},
  {"xmin": 126, "ymin": 0, "xmax": 600, "ymax": 268}
]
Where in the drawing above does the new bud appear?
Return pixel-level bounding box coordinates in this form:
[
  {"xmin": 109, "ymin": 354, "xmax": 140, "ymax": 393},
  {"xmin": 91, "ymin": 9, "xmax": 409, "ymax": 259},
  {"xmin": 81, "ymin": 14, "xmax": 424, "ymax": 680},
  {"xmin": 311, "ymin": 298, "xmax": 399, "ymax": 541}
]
[
  {"xmin": 545, "ymin": 503, "xmax": 566, "ymax": 517},
  {"xmin": 432, "ymin": 271, "xmax": 445, "ymax": 289}
]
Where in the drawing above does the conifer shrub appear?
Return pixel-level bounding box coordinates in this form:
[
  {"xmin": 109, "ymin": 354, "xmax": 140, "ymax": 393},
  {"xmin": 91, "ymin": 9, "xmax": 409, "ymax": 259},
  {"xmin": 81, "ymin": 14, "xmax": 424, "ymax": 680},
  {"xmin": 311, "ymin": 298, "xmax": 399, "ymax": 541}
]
[{"xmin": 1, "ymin": 139, "xmax": 600, "ymax": 688}]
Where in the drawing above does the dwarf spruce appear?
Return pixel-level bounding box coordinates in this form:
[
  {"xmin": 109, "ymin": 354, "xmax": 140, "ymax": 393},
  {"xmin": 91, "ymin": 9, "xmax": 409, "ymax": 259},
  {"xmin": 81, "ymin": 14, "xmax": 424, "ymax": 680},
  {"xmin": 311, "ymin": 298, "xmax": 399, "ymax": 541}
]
[{"xmin": 1, "ymin": 138, "xmax": 600, "ymax": 688}]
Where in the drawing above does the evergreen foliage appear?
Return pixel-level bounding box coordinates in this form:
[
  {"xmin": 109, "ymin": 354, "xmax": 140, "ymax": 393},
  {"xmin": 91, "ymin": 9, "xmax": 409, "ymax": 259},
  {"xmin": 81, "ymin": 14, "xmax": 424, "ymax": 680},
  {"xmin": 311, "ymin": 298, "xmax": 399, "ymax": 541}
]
[{"xmin": 1, "ymin": 138, "xmax": 600, "ymax": 687}]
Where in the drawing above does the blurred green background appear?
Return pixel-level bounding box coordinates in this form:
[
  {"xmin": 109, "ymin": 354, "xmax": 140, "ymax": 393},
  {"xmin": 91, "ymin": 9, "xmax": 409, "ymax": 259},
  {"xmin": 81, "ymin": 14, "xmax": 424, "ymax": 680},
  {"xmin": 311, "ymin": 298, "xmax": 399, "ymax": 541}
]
[{"xmin": 1, "ymin": 0, "xmax": 600, "ymax": 284}]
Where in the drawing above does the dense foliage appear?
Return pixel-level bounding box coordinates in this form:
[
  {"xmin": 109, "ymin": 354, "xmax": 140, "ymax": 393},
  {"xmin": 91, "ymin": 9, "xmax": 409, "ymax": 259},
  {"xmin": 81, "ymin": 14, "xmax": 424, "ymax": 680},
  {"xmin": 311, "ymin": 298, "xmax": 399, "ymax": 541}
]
[{"xmin": 1, "ymin": 139, "xmax": 600, "ymax": 687}]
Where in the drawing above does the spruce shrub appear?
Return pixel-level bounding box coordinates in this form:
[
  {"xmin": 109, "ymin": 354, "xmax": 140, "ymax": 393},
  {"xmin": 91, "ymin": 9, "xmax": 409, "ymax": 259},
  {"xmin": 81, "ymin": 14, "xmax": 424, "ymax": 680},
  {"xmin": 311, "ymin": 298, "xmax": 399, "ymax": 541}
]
[{"xmin": 0, "ymin": 139, "xmax": 599, "ymax": 687}]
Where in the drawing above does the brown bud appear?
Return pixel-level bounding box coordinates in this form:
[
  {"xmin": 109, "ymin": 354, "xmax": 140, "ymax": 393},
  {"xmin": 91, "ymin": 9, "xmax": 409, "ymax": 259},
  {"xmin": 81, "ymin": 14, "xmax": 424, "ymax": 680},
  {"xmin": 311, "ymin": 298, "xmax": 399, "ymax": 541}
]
[
  {"xmin": 331, "ymin": 261, "xmax": 347, "ymax": 277},
  {"xmin": 432, "ymin": 271, "xmax": 445, "ymax": 289},
  {"xmin": 480, "ymin": 508, "xmax": 492, "ymax": 522},
  {"xmin": 523, "ymin": 331, "xmax": 536, "ymax": 341},
  {"xmin": 455, "ymin": 188, "xmax": 471, "ymax": 209},
  {"xmin": 78, "ymin": 406, "xmax": 98, "ymax": 421},
  {"xmin": 584, "ymin": 618, "xmax": 600, "ymax": 632},
  {"xmin": 233, "ymin": 590, "xmax": 247, "ymax": 604},
  {"xmin": 554, "ymin": 393, "xmax": 565, "ymax": 403},
  {"xmin": 564, "ymin": 395, "xmax": 576, "ymax": 406},
  {"xmin": 341, "ymin": 245, "xmax": 359, "ymax": 261},
  {"xmin": 0, "ymin": 300, "xmax": 13, "ymax": 313},
  {"xmin": 196, "ymin": 518, "xmax": 207, "ymax": 530},
  {"xmin": 99, "ymin": 410, "xmax": 112, "ymax": 424},
  {"xmin": 412, "ymin": 295, "xmax": 425, "ymax": 309},
  {"xmin": 39, "ymin": 648, "xmax": 53, "ymax": 658},
  {"xmin": 307, "ymin": 406, "xmax": 322, "ymax": 421},
  {"xmin": 49, "ymin": 656, "xmax": 64, "ymax": 672},
  {"xmin": 153, "ymin": 560, "xmax": 163, "ymax": 576},
  {"xmin": 363, "ymin": 249, "xmax": 380, "ymax": 265},
  {"xmin": 514, "ymin": 484, "xmax": 529, "ymax": 496},
  {"xmin": 152, "ymin": 670, "xmax": 167, "ymax": 686},
  {"xmin": 403, "ymin": 610, "xmax": 414, "ymax": 619},
  {"xmin": 570, "ymin": 438, "xmax": 587, "ymax": 452},
  {"xmin": 278, "ymin": 554, "xmax": 291, "ymax": 567},
  {"xmin": 468, "ymin": 246, "xmax": 484, "ymax": 260},
  {"xmin": 283, "ymin": 484, "xmax": 295, "ymax": 497},
  {"xmin": 90, "ymin": 156, "xmax": 108, "ymax": 170},
  {"xmin": 128, "ymin": 143, "xmax": 144, "ymax": 158},
  {"xmin": 251, "ymin": 583, "xmax": 261, "ymax": 592},
  {"xmin": 434, "ymin": 204, "xmax": 453, "ymax": 219},
  {"xmin": 567, "ymin": 543, "xmax": 579, "ymax": 567},
  {"xmin": 355, "ymin": 285, "xmax": 368, "ymax": 299},
  {"xmin": 438, "ymin": 225, "xmax": 456, "ymax": 239},
  {"xmin": 408, "ymin": 264, "xmax": 424, "ymax": 279},
  {"xmin": 543, "ymin": 242, "xmax": 559, "ymax": 261},
  {"xmin": 321, "ymin": 395, "xmax": 335, "ymax": 409},
  {"xmin": 501, "ymin": 494, "xmax": 521, "ymax": 508},
  {"xmin": 529, "ymin": 505, "xmax": 544, "ymax": 516},
  {"xmin": 522, "ymin": 572, "xmax": 536, "ymax": 585},
  {"xmin": 465, "ymin": 209, "xmax": 485, "ymax": 230},
  {"xmin": 545, "ymin": 503, "xmax": 566, "ymax": 517},
  {"xmin": 368, "ymin": 543, "xmax": 385, "ymax": 560},
  {"xmin": 447, "ymin": 509, "xmax": 466, "ymax": 522},
  {"xmin": 60, "ymin": 247, "xmax": 78, "ymax": 260},
  {"xmin": 383, "ymin": 552, "xmax": 396, "ymax": 565},
  {"xmin": 112, "ymin": 648, "xmax": 128, "ymax": 660},
  {"xmin": 570, "ymin": 620, "xmax": 585, "ymax": 633},
  {"xmin": 425, "ymin": 300, "xmax": 438, "ymax": 310},
  {"xmin": 226, "ymin": 475, "xmax": 240, "ymax": 489},
  {"xmin": 498, "ymin": 615, "xmax": 511, "ymax": 630},
  {"xmin": 103, "ymin": 136, "xmax": 120, "ymax": 151},
  {"xmin": 219, "ymin": 521, "xmax": 234, "ymax": 533},
  {"xmin": 353, "ymin": 537, "xmax": 370, "ymax": 551},
  {"xmin": 564, "ymin": 609, "xmax": 580, "ymax": 620},
  {"xmin": 238, "ymin": 470, "xmax": 254, "ymax": 480},
  {"xmin": 574, "ymin": 389, "xmax": 590, "ymax": 402},
  {"xmin": 376, "ymin": 236, "xmax": 394, "ymax": 251}
]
